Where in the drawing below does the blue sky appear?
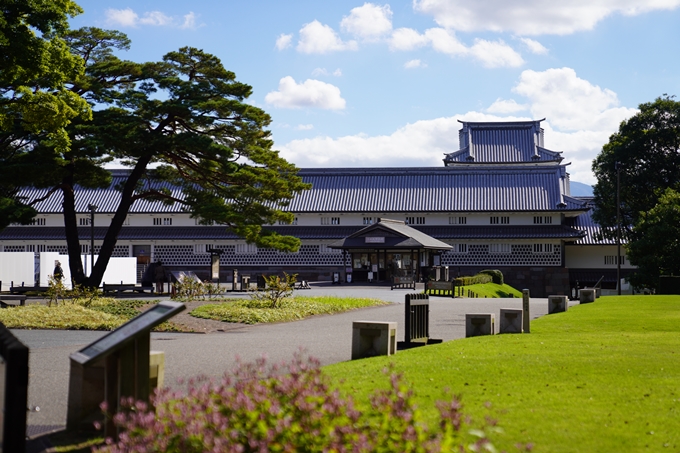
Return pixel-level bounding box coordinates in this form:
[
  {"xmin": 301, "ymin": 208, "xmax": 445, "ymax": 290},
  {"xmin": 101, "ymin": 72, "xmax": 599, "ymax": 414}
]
[{"xmin": 70, "ymin": 1, "xmax": 680, "ymax": 184}]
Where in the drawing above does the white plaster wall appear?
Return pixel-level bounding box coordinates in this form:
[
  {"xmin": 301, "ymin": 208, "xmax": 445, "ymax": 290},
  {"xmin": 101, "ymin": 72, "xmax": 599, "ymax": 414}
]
[
  {"xmin": 0, "ymin": 252, "xmax": 35, "ymax": 290},
  {"xmin": 39, "ymin": 253, "xmax": 137, "ymax": 288},
  {"xmin": 565, "ymin": 245, "xmax": 635, "ymax": 269}
]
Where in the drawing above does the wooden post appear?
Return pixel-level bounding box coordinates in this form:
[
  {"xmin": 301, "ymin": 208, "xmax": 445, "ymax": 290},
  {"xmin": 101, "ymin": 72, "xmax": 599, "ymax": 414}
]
[{"xmin": 522, "ymin": 289, "xmax": 530, "ymax": 333}]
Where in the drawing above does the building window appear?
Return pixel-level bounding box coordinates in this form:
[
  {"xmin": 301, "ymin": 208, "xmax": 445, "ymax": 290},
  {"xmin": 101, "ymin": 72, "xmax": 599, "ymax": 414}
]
[
  {"xmin": 153, "ymin": 217, "xmax": 173, "ymax": 226},
  {"xmin": 235, "ymin": 243, "xmax": 258, "ymax": 255},
  {"xmin": 30, "ymin": 218, "xmax": 46, "ymax": 226},
  {"xmin": 489, "ymin": 243, "xmax": 511, "ymax": 254},
  {"xmin": 80, "ymin": 244, "xmax": 90, "ymax": 254},
  {"xmin": 321, "ymin": 217, "xmax": 340, "ymax": 225},
  {"xmin": 79, "ymin": 217, "xmax": 91, "ymax": 226},
  {"xmin": 533, "ymin": 243, "xmax": 554, "ymax": 254},
  {"xmin": 604, "ymin": 255, "xmax": 625, "ymax": 265},
  {"xmin": 193, "ymin": 244, "xmax": 213, "ymax": 254},
  {"xmin": 405, "ymin": 216, "xmax": 425, "ymax": 225},
  {"xmin": 363, "ymin": 217, "xmax": 373, "ymax": 225},
  {"xmin": 490, "ymin": 216, "xmax": 509, "ymax": 224},
  {"xmin": 122, "ymin": 217, "xmax": 130, "ymax": 226},
  {"xmin": 449, "ymin": 216, "xmax": 467, "ymax": 224},
  {"xmin": 279, "ymin": 217, "xmax": 298, "ymax": 225},
  {"xmin": 533, "ymin": 216, "xmax": 553, "ymax": 224},
  {"xmin": 26, "ymin": 244, "xmax": 46, "ymax": 253},
  {"xmin": 452, "ymin": 243, "xmax": 468, "ymax": 254},
  {"xmin": 319, "ymin": 244, "xmax": 342, "ymax": 255}
]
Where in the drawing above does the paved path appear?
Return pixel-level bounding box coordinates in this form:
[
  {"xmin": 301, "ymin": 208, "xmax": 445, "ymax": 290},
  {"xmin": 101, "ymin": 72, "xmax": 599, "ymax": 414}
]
[{"xmin": 13, "ymin": 284, "xmax": 565, "ymax": 444}]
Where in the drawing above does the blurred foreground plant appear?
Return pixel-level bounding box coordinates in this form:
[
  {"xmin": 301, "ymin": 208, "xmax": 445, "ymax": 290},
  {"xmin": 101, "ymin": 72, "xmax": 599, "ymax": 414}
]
[{"xmin": 94, "ymin": 353, "xmax": 523, "ymax": 453}]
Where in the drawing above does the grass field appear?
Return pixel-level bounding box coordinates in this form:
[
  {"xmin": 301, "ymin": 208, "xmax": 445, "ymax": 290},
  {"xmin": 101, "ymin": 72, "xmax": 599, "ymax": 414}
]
[
  {"xmin": 191, "ymin": 296, "xmax": 389, "ymax": 324},
  {"xmin": 323, "ymin": 295, "xmax": 680, "ymax": 452},
  {"xmin": 427, "ymin": 282, "xmax": 522, "ymax": 298}
]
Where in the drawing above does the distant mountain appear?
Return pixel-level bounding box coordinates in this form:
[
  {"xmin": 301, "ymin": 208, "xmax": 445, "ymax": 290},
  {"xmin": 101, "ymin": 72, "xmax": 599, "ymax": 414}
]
[{"xmin": 570, "ymin": 181, "xmax": 594, "ymax": 197}]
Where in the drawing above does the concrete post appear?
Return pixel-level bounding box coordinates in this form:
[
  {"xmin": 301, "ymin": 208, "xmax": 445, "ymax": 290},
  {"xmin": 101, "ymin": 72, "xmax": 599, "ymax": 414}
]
[{"xmin": 522, "ymin": 289, "xmax": 530, "ymax": 333}]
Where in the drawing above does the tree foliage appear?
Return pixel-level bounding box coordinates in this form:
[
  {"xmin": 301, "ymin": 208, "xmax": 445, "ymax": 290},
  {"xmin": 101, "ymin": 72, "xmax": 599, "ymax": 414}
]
[
  {"xmin": 592, "ymin": 95, "xmax": 680, "ymax": 287},
  {"xmin": 0, "ymin": 0, "xmax": 91, "ymax": 227},
  {"xmin": 592, "ymin": 95, "xmax": 680, "ymax": 240},
  {"xmin": 627, "ymin": 188, "xmax": 680, "ymax": 287},
  {"xmin": 7, "ymin": 27, "xmax": 310, "ymax": 287}
]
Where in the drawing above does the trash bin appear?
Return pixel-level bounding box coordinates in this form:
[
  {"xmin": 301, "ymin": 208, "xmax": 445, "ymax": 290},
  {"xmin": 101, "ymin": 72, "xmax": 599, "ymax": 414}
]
[
  {"xmin": 241, "ymin": 275, "xmax": 250, "ymax": 291},
  {"xmin": 346, "ymin": 273, "xmax": 352, "ymax": 283},
  {"xmin": 332, "ymin": 272, "xmax": 340, "ymax": 284}
]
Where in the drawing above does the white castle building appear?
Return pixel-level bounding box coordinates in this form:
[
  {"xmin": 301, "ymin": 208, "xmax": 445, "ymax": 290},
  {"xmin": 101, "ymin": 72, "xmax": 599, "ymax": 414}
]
[{"xmin": 0, "ymin": 120, "xmax": 634, "ymax": 296}]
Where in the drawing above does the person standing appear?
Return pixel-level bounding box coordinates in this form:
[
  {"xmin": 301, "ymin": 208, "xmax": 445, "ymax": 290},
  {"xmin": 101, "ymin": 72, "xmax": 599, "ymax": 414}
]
[
  {"xmin": 53, "ymin": 260, "xmax": 64, "ymax": 282},
  {"xmin": 154, "ymin": 261, "xmax": 166, "ymax": 294}
]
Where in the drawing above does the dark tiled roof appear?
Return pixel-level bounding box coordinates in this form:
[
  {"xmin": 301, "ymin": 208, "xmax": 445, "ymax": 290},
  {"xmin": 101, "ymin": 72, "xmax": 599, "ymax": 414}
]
[
  {"xmin": 565, "ymin": 198, "xmax": 619, "ymax": 245},
  {"xmin": 444, "ymin": 120, "xmax": 563, "ymax": 164},
  {"xmin": 0, "ymin": 224, "xmax": 585, "ymax": 242},
  {"xmin": 331, "ymin": 219, "xmax": 454, "ymax": 250}
]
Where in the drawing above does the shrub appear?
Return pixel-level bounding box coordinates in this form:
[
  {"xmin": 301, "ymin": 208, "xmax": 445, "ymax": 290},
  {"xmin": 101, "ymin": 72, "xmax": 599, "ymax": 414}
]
[
  {"xmin": 249, "ymin": 272, "xmax": 297, "ymax": 308},
  {"xmin": 453, "ymin": 274, "xmax": 493, "ymax": 286},
  {"xmin": 94, "ymin": 354, "xmax": 509, "ymax": 453},
  {"xmin": 479, "ymin": 269, "xmax": 504, "ymax": 285}
]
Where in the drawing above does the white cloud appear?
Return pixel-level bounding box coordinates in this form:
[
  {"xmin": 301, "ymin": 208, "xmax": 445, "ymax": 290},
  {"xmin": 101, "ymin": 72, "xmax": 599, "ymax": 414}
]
[
  {"xmin": 340, "ymin": 3, "xmax": 393, "ymax": 40},
  {"xmin": 487, "ymin": 98, "xmax": 528, "ymax": 114},
  {"xmin": 276, "ymin": 33, "xmax": 293, "ymax": 50},
  {"xmin": 180, "ymin": 12, "xmax": 198, "ymax": 29},
  {"xmin": 105, "ymin": 8, "xmax": 194, "ymax": 28},
  {"xmin": 389, "ymin": 27, "xmax": 430, "ymax": 51},
  {"xmin": 278, "ymin": 68, "xmax": 640, "ymax": 184},
  {"xmin": 390, "ymin": 28, "xmax": 523, "ymax": 68},
  {"xmin": 265, "ymin": 76, "xmax": 346, "ymax": 110},
  {"xmin": 404, "ymin": 59, "xmax": 427, "ymax": 68},
  {"xmin": 297, "ymin": 20, "xmax": 358, "ymax": 54},
  {"xmin": 512, "ymin": 67, "xmax": 637, "ymax": 131},
  {"xmin": 413, "ymin": 0, "xmax": 680, "ymax": 35},
  {"xmin": 296, "ymin": 124, "xmax": 315, "ymax": 131},
  {"xmin": 312, "ymin": 68, "xmax": 343, "ymax": 77},
  {"xmin": 520, "ymin": 37, "xmax": 548, "ymax": 54},
  {"xmin": 469, "ymin": 38, "xmax": 524, "ymax": 67}
]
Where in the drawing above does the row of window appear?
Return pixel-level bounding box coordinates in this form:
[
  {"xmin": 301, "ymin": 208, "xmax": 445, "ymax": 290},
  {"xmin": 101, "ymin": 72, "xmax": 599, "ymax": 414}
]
[
  {"xmin": 604, "ymin": 255, "xmax": 626, "ymax": 265},
  {"xmin": 20, "ymin": 215, "xmax": 557, "ymax": 227}
]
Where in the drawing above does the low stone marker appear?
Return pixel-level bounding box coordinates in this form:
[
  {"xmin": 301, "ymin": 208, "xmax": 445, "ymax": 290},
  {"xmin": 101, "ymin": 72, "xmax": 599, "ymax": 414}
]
[
  {"xmin": 579, "ymin": 288, "xmax": 596, "ymax": 304},
  {"xmin": 352, "ymin": 321, "xmax": 397, "ymax": 359},
  {"xmin": 499, "ymin": 309, "xmax": 523, "ymax": 334},
  {"xmin": 548, "ymin": 295, "xmax": 568, "ymax": 314},
  {"xmin": 465, "ymin": 314, "xmax": 495, "ymax": 337}
]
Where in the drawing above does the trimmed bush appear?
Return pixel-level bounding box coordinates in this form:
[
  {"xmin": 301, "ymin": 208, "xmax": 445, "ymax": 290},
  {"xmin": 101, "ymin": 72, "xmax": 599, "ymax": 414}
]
[
  {"xmin": 94, "ymin": 354, "xmax": 507, "ymax": 453},
  {"xmin": 453, "ymin": 273, "xmax": 493, "ymax": 286},
  {"xmin": 479, "ymin": 269, "xmax": 504, "ymax": 285}
]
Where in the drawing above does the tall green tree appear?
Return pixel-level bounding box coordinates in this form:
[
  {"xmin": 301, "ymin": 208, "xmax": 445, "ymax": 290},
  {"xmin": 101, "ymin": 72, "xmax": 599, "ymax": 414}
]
[
  {"xmin": 592, "ymin": 95, "xmax": 680, "ymax": 286},
  {"xmin": 34, "ymin": 28, "xmax": 309, "ymax": 287},
  {"xmin": 0, "ymin": 0, "xmax": 90, "ymax": 227},
  {"xmin": 592, "ymin": 95, "xmax": 680, "ymax": 238},
  {"xmin": 626, "ymin": 188, "xmax": 680, "ymax": 286}
]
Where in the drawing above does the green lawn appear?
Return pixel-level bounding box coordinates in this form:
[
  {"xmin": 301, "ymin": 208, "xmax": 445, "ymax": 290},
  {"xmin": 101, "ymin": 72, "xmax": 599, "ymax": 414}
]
[
  {"xmin": 324, "ymin": 295, "xmax": 680, "ymax": 452},
  {"xmin": 191, "ymin": 296, "xmax": 388, "ymax": 324}
]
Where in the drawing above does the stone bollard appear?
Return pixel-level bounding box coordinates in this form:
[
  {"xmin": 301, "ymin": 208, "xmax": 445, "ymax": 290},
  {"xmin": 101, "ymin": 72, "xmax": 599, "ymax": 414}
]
[
  {"xmin": 352, "ymin": 321, "xmax": 397, "ymax": 360},
  {"xmin": 522, "ymin": 289, "xmax": 531, "ymax": 333},
  {"xmin": 548, "ymin": 295, "xmax": 568, "ymax": 314},
  {"xmin": 499, "ymin": 309, "xmax": 523, "ymax": 334},
  {"xmin": 579, "ymin": 288, "xmax": 596, "ymax": 304},
  {"xmin": 465, "ymin": 314, "xmax": 495, "ymax": 337}
]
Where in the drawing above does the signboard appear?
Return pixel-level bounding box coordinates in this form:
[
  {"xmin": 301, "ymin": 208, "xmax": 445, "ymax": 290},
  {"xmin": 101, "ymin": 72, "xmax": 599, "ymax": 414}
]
[
  {"xmin": 372, "ymin": 264, "xmax": 378, "ymax": 272},
  {"xmin": 71, "ymin": 302, "xmax": 185, "ymax": 365},
  {"xmin": 365, "ymin": 237, "xmax": 385, "ymax": 243}
]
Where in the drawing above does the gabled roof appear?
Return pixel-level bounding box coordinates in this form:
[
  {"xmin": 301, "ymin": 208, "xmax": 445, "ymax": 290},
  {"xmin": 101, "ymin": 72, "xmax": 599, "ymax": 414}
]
[
  {"xmin": 444, "ymin": 120, "xmax": 563, "ymax": 165},
  {"xmin": 565, "ymin": 198, "xmax": 620, "ymax": 245},
  {"xmin": 329, "ymin": 219, "xmax": 453, "ymax": 250}
]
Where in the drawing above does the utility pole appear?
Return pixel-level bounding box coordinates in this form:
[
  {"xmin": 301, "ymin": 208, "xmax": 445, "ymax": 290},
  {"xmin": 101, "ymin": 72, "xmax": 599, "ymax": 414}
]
[
  {"xmin": 615, "ymin": 162, "xmax": 621, "ymax": 295},
  {"xmin": 88, "ymin": 204, "xmax": 97, "ymax": 277}
]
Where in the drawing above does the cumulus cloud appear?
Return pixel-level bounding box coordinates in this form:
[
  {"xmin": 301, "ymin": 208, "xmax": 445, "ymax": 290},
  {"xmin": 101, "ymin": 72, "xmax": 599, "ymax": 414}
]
[
  {"xmin": 413, "ymin": 0, "xmax": 680, "ymax": 35},
  {"xmin": 105, "ymin": 8, "xmax": 198, "ymax": 28},
  {"xmin": 389, "ymin": 27, "xmax": 430, "ymax": 50},
  {"xmin": 276, "ymin": 33, "xmax": 293, "ymax": 50},
  {"xmin": 519, "ymin": 37, "xmax": 548, "ymax": 54},
  {"xmin": 297, "ymin": 20, "xmax": 358, "ymax": 54},
  {"xmin": 296, "ymin": 124, "xmax": 315, "ymax": 131},
  {"xmin": 512, "ymin": 67, "xmax": 637, "ymax": 131},
  {"xmin": 404, "ymin": 59, "xmax": 427, "ymax": 68},
  {"xmin": 265, "ymin": 76, "xmax": 346, "ymax": 110},
  {"xmin": 486, "ymin": 98, "xmax": 528, "ymax": 114},
  {"xmin": 340, "ymin": 3, "xmax": 393, "ymax": 40},
  {"xmin": 278, "ymin": 68, "xmax": 639, "ymax": 184},
  {"xmin": 311, "ymin": 67, "xmax": 343, "ymax": 77},
  {"xmin": 389, "ymin": 27, "xmax": 523, "ymax": 68}
]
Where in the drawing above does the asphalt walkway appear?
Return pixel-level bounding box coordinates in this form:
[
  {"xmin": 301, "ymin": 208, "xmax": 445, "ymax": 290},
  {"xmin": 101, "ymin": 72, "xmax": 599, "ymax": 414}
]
[{"xmin": 13, "ymin": 283, "xmax": 564, "ymax": 448}]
